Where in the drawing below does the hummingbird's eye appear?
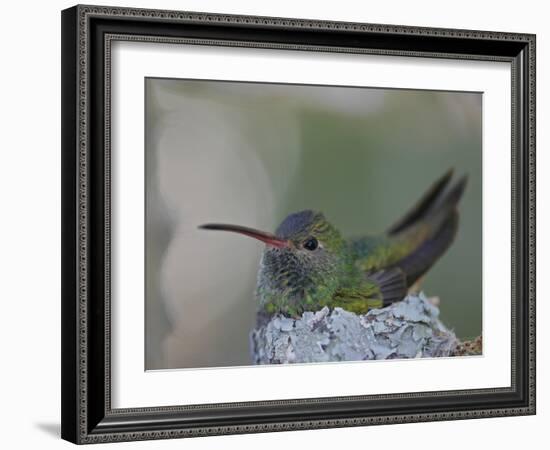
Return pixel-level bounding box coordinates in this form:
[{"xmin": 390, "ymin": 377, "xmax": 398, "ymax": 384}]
[{"xmin": 303, "ymin": 237, "xmax": 318, "ymax": 251}]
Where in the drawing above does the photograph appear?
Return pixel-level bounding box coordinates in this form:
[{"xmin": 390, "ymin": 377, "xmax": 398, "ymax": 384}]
[
  {"xmin": 0, "ymin": 0, "xmax": 544, "ymax": 446},
  {"xmin": 58, "ymin": 3, "xmax": 536, "ymax": 444},
  {"xmin": 145, "ymin": 78, "xmax": 483, "ymax": 370}
]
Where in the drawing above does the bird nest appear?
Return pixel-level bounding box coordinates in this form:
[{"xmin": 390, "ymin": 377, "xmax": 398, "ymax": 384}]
[{"xmin": 250, "ymin": 293, "xmax": 472, "ymax": 364}]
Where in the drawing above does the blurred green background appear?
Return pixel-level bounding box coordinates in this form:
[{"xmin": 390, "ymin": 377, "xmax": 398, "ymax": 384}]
[{"xmin": 145, "ymin": 78, "xmax": 482, "ymax": 370}]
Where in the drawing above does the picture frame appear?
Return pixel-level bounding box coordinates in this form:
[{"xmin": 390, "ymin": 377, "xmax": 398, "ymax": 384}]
[{"xmin": 61, "ymin": 4, "xmax": 536, "ymax": 444}]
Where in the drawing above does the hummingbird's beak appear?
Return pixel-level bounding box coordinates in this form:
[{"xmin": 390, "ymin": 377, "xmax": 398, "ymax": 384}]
[{"xmin": 199, "ymin": 223, "xmax": 290, "ymax": 249}]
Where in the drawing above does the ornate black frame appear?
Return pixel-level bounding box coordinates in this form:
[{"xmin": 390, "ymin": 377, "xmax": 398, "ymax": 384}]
[{"xmin": 61, "ymin": 4, "xmax": 536, "ymax": 444}]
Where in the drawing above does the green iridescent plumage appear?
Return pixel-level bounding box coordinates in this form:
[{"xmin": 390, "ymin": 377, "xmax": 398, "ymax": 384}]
[{"xmin": 201, "ymin": 170, "xmax": 467, "ymax": 318}]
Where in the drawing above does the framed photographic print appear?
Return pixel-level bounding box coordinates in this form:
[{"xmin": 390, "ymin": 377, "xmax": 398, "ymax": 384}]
[{"xmin": 61, "ymin": 4, "xmax": 536, "ymax": 444}]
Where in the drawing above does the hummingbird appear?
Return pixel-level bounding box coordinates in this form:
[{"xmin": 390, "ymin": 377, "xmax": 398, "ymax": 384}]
[{"xmin": 200, "ymin": 170, "xmax": 467, "ymax": 319}]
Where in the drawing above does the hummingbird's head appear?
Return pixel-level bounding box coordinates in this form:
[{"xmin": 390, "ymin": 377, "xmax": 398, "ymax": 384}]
[{"xmin": 200, "ymin": 210, "xmax": 349, "ymax": 311}]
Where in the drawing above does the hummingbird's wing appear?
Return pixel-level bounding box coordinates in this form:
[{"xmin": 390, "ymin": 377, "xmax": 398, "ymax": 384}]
[
  {"xmin": 332, "ymin": 267, "xmax": 408, "ymax": 313},
  {"xmin": 331, "ymin": 283, "xmax": 384, "ymax": 314},
  {"xmin": 365, "ymin": 267, "xmax": 408, "ymax": 306},
  {"xmin": 352, "ymin": 170, "xmax": 467, "ymax": 291}
]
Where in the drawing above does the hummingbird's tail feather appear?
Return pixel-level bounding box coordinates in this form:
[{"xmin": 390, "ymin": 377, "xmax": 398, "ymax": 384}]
[
  {"xmin": 387, "ymin": 168, "xmax": 454, "ymax": 236},
  {"xmin": 366, "ymin": 268, "xmax": 408, "ymax": 307},
  {"xmin": 389, "ymin": 173, "xmax": 468, "ymax": 286},
  {"xmin": 394, "ymin": 211, "xmax": 459, "ymax": 286}
]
